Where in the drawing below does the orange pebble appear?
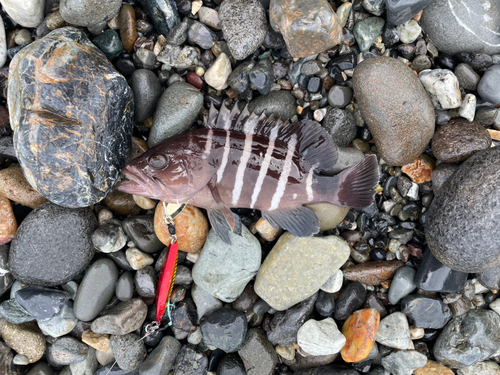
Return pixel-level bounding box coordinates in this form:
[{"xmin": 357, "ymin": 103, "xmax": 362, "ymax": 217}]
[{"xmin": 341, "ymin": 308, "xmax": 380, "ymax": 363}]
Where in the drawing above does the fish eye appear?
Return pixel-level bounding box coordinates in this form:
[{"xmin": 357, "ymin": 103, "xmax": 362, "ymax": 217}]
[{"xmin": 147, "ymin": 154, "xmax": 168, "ymax": 169}]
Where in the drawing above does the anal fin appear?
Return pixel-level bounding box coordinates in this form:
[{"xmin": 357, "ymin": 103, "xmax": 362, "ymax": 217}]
[{"xmin": 262, "ymin": 206, "xmax": 320, "ymax": 237}]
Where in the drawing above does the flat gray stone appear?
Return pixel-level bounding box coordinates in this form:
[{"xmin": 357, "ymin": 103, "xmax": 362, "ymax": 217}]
[
  {"xmin": 238, "ymin": 329, "xmax": 278, "ymax": 375},
  {"xmin": 478, "ymin": 65, "xmax": 500, "ymax": 106},
  {"xmin": 91, "ymin": 298, "xmax": 148, "ymax": 335},
  {"xmin": 381, "ymin": 350, "xmax": 428, "ymax": 375},
  {"xmin": 139, "ymin": 336, "xmax": 181, "ymax": 375},
  {"xmin": 376, "ymin": 312, "xmax": 411, "ymax": 350}
]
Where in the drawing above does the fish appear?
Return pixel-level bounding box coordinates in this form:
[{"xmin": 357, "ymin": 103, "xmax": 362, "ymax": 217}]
[{"xmin": 117, "ymin": 103, "xmax": 380, "ymax": 244}]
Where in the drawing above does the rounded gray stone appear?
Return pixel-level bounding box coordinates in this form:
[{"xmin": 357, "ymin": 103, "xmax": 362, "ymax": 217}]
[
  {"xmin": 388, "ymin": 266, "xmax": 416, "ymax": 305},
  {"xmin": 115, "ymin": 271, "xmax": 134, "ymax": 302},
  {"xmin": 322, "ymin": 108, "xmax": 357, "ymax": 147},
  {"xmin": 426, "ymin": 147, "xmax": 500, "ymax": 273},
  {"xmin": 60, "ymin": 0, "xmax": 121, "ymax": 27},
  {"xmin": 455, "ymin": 63, "xmax": 480, "ymax": 91},
  {"xmin": 148, "ymin": 82, "xmax": 204, "ymax": 147},
  {"xmin": 47, "ymin": 337, "xmax": 88, "ymax": 366},
  {"xmin": 129, "ymin": 69, "xmax": 162, "ymax": 123},
  {"xmin": 420, "ymin": 0, "xmax": 500, "ymax": 55},
  {"xmin": 327, "ymin": 86, "xmax": 352, "ymax": 108},
  {"xmin": 91, "ymin": 298, "xmax": 148, "ymax": 335},
  {"xmin": 247, "ymin": 90, "xmax": 296, "ymax": 120},
  {"xmin": 9, "ymin": 202, "xmax": 97, "ymax": 287},
  {"xmin": 73, "ymin": 258, "xmax": 119, "ymax": 321},
  {"xmin": 110, "ymin": 333, "xmax": 147, "ymax": 371},
  {"xmin": 478, "ymin": 65, "xmax": 500, "ymax": 106}
]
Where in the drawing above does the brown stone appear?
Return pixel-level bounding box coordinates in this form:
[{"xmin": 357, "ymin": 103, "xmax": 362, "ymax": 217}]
[
  {"xmin": 353, "ymin": 57, "xmax": 435, "ymax": 166},
  {"xmin": 154, "ymin": 203, "xmax": 209, "ymax": 253},
  {"xmin": 432, "ymin": 118, "xmax": 491, "ymax": 163},
  {"xmin": 270, "ymin": 0, "xmax": 343, "ymax": 58},
  {"xmin": 255, "ymin": 218, "xmax": 283, "ymax": 242},
  {"xmin": 343, "ymin": 261, "xmax": 405, "ymax": 285},
  {"xmin": 133, "ymin": 36, "xmax": 154, "ymax": 52},
  {"xmin": 81, "ymin": 330, "xmax": 111, "ymax": 352},
  {"xmin": 1, "ymin": 321, "xmax": 46, "ymax": 363},
  {"xmin": 341, "ymin": 308, "xmax": 380, "ymax": 363},
  {"xmin": 0, "ymin": 105, "xmax": 9, "ymax": 127},
  {"xmin": 119, "ymin": 4, "xmax": 138, "ymax": 52},
  {"xmin": 0, "ymin": 195, "xmax": 17, "ymax": 245},
  {"xmin": 102, "ymin": 189, "xmax": 141, "ymax": 216},
  {"xmin": 401, "ymin": 154, "xmax": 435, "ymax": 183},
  {"xmin": 414, "ymin": 360, "xmax": 454, "ymax": 375},
  {"xmin": 0, "ymin": 166, "xmax": 47, "ymax": 209}
]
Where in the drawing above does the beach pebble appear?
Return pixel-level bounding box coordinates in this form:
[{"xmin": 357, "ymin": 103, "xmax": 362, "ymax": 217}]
[
  {"xmin": 91, "ymin": 220, "xmax": 127, "ymax": 253},
  {"xmin": 60, "ymin": 0, "xmax": 121, "ymax": 28},
  {"xmin": 139, "ymin": 336, "xmax": 181, "ymax": 375},
  {"xmin": 382, "ymin": 350, "xmax": 428, "ymax": 375},
  {"xmin": 238, "ymin": 328, "xmax": 278, "ymax": 375},
  {"xmin": 110, "ymin": 333, "xmax": 147, "ymax": 371},
  {"xmin": 376, "ymin": 312, "xmax": 412, "ymax": 350},
  {"xmin": 200, "ymin": 308, "xmax": 247, "ymax": 353},
  {"xmin": 0, "ymin": 166, "xmax": 47, "ymax": 209},
  {"xmin": 401, "ymin": 295, "xmax": 452, "ymax": 329},
  {"xmin": 0, "ymin": 0, "xmax": 44, "ymax": 27},
  {"xmin": 1, "ymin": 321, "xmax": 45, "ymax": 363},
  {"xmin": 91, "ymin": 299, "xmax": 147, "ymax": 335},
  {"xmin": 341, "ymin": 308, "xmax": 380, "ymax": 363},
  {"xmin": 122, "ymin": 215, "xmax": 164, "ymax": 254},
  {"xmin": 126, "ymin": 248, "xmax": 154, "ymax": 270},
  {"xmin": 0, "ymin": 196, "xmax": 16, "ymax": 245},
  {"xmin": 477, "ymin": 65, "xmax": 500, "ymax": 106},
  {"xmin": 47, "ymin": 337, "xmax": 88, "ymax": 366},
  {"xmin": 172, "ymin": 345, "xmax": 208, "ymax": 375},
  {"xmin": 204, "ymin": 52, "xmax": 232, "ymax": 90},
  {"xmin": 297, "ymin": 318, "xmax": 346, "ymax": 356},
  {"xmin": 388, "ymin": 266, "xmax": 416, "ymax": 305}
]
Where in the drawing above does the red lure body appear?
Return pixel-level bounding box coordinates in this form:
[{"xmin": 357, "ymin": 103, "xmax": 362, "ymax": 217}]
[{"xmin": 155, "ymin": 242, "xmax": 178, "ymax": 323}]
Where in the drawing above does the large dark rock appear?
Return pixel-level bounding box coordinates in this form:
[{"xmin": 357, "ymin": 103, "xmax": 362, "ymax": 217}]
[
  {"xmin": 9, "ymin": 202, "xmax": 97, "ymax": 287},
  {"xmin": 401, "ymin": 295, "xmax": 452, "ymax": 329},
  {"xmin": 8, "ymin": 27, "xmax": 134, "ymax": 208},
  {"xmin": 385, "ymin": 0, "xmax": 433, "ymax": 25},
  {"xmin": 200, "ymin": 308, "xmax": 247, "ymax": 353},
  {"xmin": 420, "ymin": 0, "xmax": 500, "ymax": 55},
  {"xmin": 426, "ymin": 147, "xmax": 500, "ymax": 272},
  {"xmin": 137, "ymin": 0, "xmax": 180, "ymax": 37},
  {"xmin": 434, "ymin": 310, "xmax": 500, "ymax": 368},
  {"xmin": 353, "ymin": 56, "xmax": 435, "ymax": 166}
]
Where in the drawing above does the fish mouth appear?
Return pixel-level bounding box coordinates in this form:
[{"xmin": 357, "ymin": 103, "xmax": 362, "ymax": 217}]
[{"xmin": 117, "ymin": 165, "xmax": 165, "ymax": 198}]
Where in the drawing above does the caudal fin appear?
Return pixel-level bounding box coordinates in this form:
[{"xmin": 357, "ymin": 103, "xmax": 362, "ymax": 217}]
[{"xmin": 335, "ymin": 154, "xmax": 379, "ymax": 208}]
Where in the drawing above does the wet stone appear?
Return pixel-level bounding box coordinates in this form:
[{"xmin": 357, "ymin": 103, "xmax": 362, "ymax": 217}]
[
  {"xmin": 322, "ymin": 108, "xmax": 357, "ymax": 147},
  {"xmin": 110, "ymin": 333, "xmax": 147, "ymax": 371},
  {"xmin": 187, "ymin": 21, "xmax": 216, "ymax": 50},
  {"xmin": 200, "ymin": 308, "xmax": 247, "ymax": 352},
  {"xmin": 60, "ymin": 0, "xmax": 120, "ymax": 28},
  {"xmin": 228, "ymin": 61, "xmax": 255, "ymax": 95},
  {"xmin": 270, "ymin": 0, "xmax": 342, "ymax": 58},
  {"xmin": 297, "ymin": 318, "xmax": 346, "ymax": 356},
  {"xmin": 204, "ymin": 52, "xmax": 232, "ymax": 91},
  {"xmin": 401, "ymin": 295, "xmax": 452, "ymax": 329},
  {"xmin": 9, "ymin": 28, "xmax": 133, "ymax": 207},
  {"xmin": 343, "ymin": 261, "xmax": 404, "ymax": 286},
  {"xmin": 327, "ymin": 86, "xmax": 352, "ymax": 109},
  {"xmin": 381, "ymin": 350, "xmax": 428, "ymax": 375},
  {"xmin": 238, "ymin": 328, "xmax": 278, "ymax": 375},
  {"xmin": 139, "ymin": 335, "xmax": 181, "ymax": 375},
  {"xmin": 138, "ymin": 0, "xmax": 180, "ymax": 37},
  {"xmin": 128, "ymin": 69, "xmax": 162, "ymax": 123},
  {"xmin": 477, "ymin": 65, "xmax": 500, "ymax": 106},
  {"xmin": 454, "ymin": 63, "xmax": 480, "ymax": 91},
  {"xmin": 388, "ymin": 266, "xmax": 416, "ymax": 305},
  {"xmin": 353, "ymin": 17, "xmax": 385, "ymax": 52},
  {"xmin": 172, "ymin": 298, "xmax": 197, "ymax": 333},
  {"xmin": 115, "ymin": 271, "xmax": 134, "ymax": 302},
  {"xmin": 126, "ymin": 246, "xmax": 153, "ymax": 270},
  {"xmin": 232, "ymin": 283, "xmax": 259, "ymax": 313},
  {"xmin": 92, "ymin": 29, "xmax": 123, "ymax": 61},
  {"xmin": 217, "ymin": 354, "xmax": 247, "ymax": 375},
  {"xmin": 0, "ymin": 166, "xmax": 48, "ymax": 209},
  {"xmin": 0, "ymin": 299, "xmax": 35, "ymax": 325},
  {"xmin": 14, "ymin": 287, "xmax": 69, "ymax": 322},
  {"xmin": 123, "ymin": 215, "xmax": 164, "ymax": 254},
  {"xmin": 386, "ymin": 0, "xmax": 433, "ymax": 25},
  {"xmin": 249, "ymin": 58, "xmax": 274, "ymax": 95},
  {"xmin": 376, "ymin": 312, "xmax": 411, "ymax": 350},
  {"xmin": 91, "ymin": 220, "xmax": 127, "ymax": 253},
  {"xmin": 247, "ymin": 90, "xmax": 296, "ymax": 120},
  {"xmin": 335, "ymin": 282, "xmax": 366, "ymax": 321},
  {"xmin": 9, "ymin": 202, "xmax": 97, "ymax": 287},
  {"xmin": 91, "ymin": 298, "xmax": 147, "ymax": 335},
  {"xmin": 315, "ymin": 290, "xmax": 335, "ymax": 317},
  {"xmin": 341, "ymin": 308, "xmax": 380, "ymax": 363},
  {"xmin": 172, "ymin": 345, "xmax": 208, "ymax": 375},
  {"xmin": 47, "ymin": 337, "xmax": 88, "ymax": 366},
  {"xmin": 134, "ymin": 266, "xmax": 156, "ymax": 298}
]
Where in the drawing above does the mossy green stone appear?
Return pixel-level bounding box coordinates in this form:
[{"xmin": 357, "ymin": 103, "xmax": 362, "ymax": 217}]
[
  {"xmin": 353, "ymin": 17, "xmax": 385, "ymax": 52},
  {"xmin": 92, "ymin": 29, "xmax": 124, "ymax": 61}
]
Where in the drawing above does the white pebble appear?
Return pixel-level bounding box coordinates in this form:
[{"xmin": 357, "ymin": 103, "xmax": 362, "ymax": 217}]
[
  {"xmin": 397, "ymin": 19, "xmax": 421, "ymax": 44},
  {"xmin": 13, "ymin": 354, "xmax": 29, "ymax": 365},
  {"xmin": 0, "ymin": 18, "xmax": 6, "ymax": 69},
  {"xmin": 275, "ymin": 344, "xmax": 295, "ymax": 361},
  {"xmin": 297, "ymin": 318, "xmax": 346, "ymax": 356},
  {"xmin": 127, "ymin": 241, "xmax": 136, "ymax": 248},
  {"xmin": 186, "ymin": 251, "xmax": 201, "ymax": 263},
  {"xmin": 459, "ymin": 93, "xmax": 476, "ymax": 122},
  {"xmin": 474, "ymin": 280, "xmax": 490, "ymax": 294},
  {"xmin": 419, "ymin": 69, "xmax": 462, "ymax": 110},
  {"xmin": 191, "ymin": 0, "xmax": 203, "ymax": 14},
  {"xmin": 132, "ymin": 195, "xmax": 157, "ymax": 210},
  {"xmin": 0, "ymin": 0, "xmax": 44, "ymax": 28},
  {"xmin": 321, "ymin": 269, "xmax": 343, "ymax": 293},
  {"xmin": 125, "ymin": 248, "xmax": 154, "ymax": 270},
  {"xmin": 314, "ymin": 108, "xmax": 327, "ymax": 122},
  {"xmin": 204, "ymin": 53, "xmax": 232, "ymax": 90}
]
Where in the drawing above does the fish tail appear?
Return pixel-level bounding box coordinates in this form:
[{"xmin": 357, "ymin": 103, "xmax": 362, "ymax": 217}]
[{"xmin": 328, "ymin": 154, "xmax": 380, "ymax": 208}]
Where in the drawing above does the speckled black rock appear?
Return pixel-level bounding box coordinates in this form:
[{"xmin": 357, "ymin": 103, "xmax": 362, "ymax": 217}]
[
  {"xmin": 9, "ymin": 202, "xmax": 97, "ymax": 287},
  {"xmin": 200, "ymin": 308, "xmax": 248, "ymax": 353},
  {"xmin": 8, "ymin": 27, "xmax": 134, "ymax": 207},
  {"xmin": 334, "ymin": 281, "xmax": 366, "ymax": 320},
  {"xmin": 426, "ymin": 147, "xmax": 500, "ymax": 272},
  {"xmin": 322, "ymin": 108, "xmax": 357, "ymax": 147},
  {"xmin": 353, "ymin": 56, "xmax": 435, "ymax": 166},
  {"xmin": 137, "ymin": 0, "xmax": 180, "ymax": 37},
  {"xmin": 110, "ymin": 333, "xmax": 147, "ymax": 371},
  {"xmin": 434, "ymin": 310, "xmax": 500, "ymax": 368}
]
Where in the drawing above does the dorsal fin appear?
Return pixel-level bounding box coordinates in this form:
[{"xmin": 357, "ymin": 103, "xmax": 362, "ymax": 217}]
[{"xmin": 204, "ymin": 102, "xmax": 338, "ymax": 172}]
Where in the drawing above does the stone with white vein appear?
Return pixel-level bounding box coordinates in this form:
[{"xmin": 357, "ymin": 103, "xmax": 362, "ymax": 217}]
[
  {"xmin": 0, "ymin": 0, "xmax": 45, "ymax": 28},
  {"xmin": 419, "ymin": 69, "xmax": 462, "ymax": 110},
  {"xmin": 297, "ymin": 318, "xmax": 346, "ymax": 356}
]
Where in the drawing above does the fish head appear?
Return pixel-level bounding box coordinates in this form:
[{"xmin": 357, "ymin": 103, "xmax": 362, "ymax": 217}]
[{"xmin": 116, "ymin": 143, "xmax": 214, "ymax": 202}]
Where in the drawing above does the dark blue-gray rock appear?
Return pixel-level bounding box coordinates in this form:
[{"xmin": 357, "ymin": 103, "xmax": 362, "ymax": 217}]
[
  {"xmin": 91, "ymin": 298, "xmax": 148, "ymax": 335},
  {"xmin": 134, "ymin": 266, "xmax": 156, "ymax": 298},
  {"xmin": 116, "ymin": 271, "xmax": 134, "ymax": 302},
  {"xmin": 381, "ymin": 350, "xmax": 428, "ymax": 375},
  {"xmin": 401, "ymin": 295, "xmax": 452, "ymax": 329},
  {"xmin": 267, "ymin": 293, "xmax": 317, "ymax": 346},
  {"xmin": 228, "ymin": 61, "xmax": 255, "ymax": 95},
  {"xmin": 73, "ymin": 258, "xmax": 119, "ymax": 321},
  {"xmin": 172, "ymin": 345, "xmax": 208, "ymax": 375},
  {"xmin": 263, "ymin": 27, "xmax": 286, "ymax": 50},
  {"xmin": 386, "ymin": 0, "xmax": 433, "ymax": 25},
  {"xmin": 139, "ymin": 336, "xmax": 181, "ymax": 375},
  {"xmin": 353, "ymin": 56, "xmax": 435, "ymax": 166},
  {"xmin": 122, "ymin": 215, "xmax": 164, "ymax": 254},
  {"xmin": 238, "ymin": 328, "xmax": 278, "ymax": 375},
  {"xmin": 434, "ymin": 310, "xmax": 500, "ymax": 368},
  {"xmin": 171, "ymin": 298, "xmax": 197, "ymax": 333},
  {"xmin": 187, "ymin": 21, "xmax": 216, "ymax": 50},
  {"xmin": 219, "ymin": 0, "xmax": 267, "ymax": 60},
  {"xmin": 37, "ymin": 299, "xmax": 77, "ymax": 338},
  {"xmin": 248, "ymin": 90, "xmax": 296, "ymax": 120},
  {"xmin": 133, "ymin": 48, "xmax": 157, "ymax": 71},
  {"xmin": 8, "ymin": 27, "xmax": 133, "ymax": 207},
  {"xmin": 24, "ymin": 362, "xmax": 53, "ymax": 375},
  {"xmin": 47, "ymin": 337, "xmax": 88, "ymax": 366},
  {"xmin": 107, "ymin": 250, "xmax": 134, "ymax": 271},
  {"xmin": 322, "ymin": 108, "xmax": 357, "ymax": 147},
  {"xmin": 249, "ymin": 59, "xmax": 274, "ymax": 96},
  {"xmin": 60, "ymin": 0, "xmax": 121, "ymax": 27},
  {"xmin": 432, "ymin": 163, "xmax": 459, "ymax": 194},
  {"xmin": 335, "ymin": 282, "xmax": 366, "ymax": 320},
  {"xmin": 414, "ymin": 249, "xmax": 468, "ymax": 293},
  {"xmin": 137, "ymin": 0, "xmax": 180, "ymax": 37},
  {"xmin": 110, "ymin": 333, "xmax": 147, "ymax": 371},
  {"xmin": 217, "ymin": 354, "xmax": 246, "ymax": 375},
  {"xmin": 426, "ymin": 147, "xmax": 500, "ymax": 273},
  {"xmin": 420, "ymin": 0, "xmax": 500, "ymax": 55},
  {"xmin": 315, "ymin": 290, "xmax": 335, "ymax": 317},
  {"xmin": 388, "ymin": 266, "xmax": 416, "ymax": 305},
  {"xmin": 9, "ymin": 202, "xmax": 97, "ymax": 287},
  {"xmin": 91, "ymin": 219, "xmax": 127, "ymax": 253},
  {"xmin": 0, "ymin": 299, "xmax": 35, "ymax": 324},
  {"xmin": 200, "ymin": 308, "xmax": 247, "ymax": 353},
  {"xmin": 129, "ymin": 69, "xmax": 162, "ymax": 123},
  {"xmin": 148, "ymin": 81, "xmax": 204, "ymax": 147},
  {"xmin": 478, "ymin": 65, "xmax": 500, "ymax": 106},
  {"xmin": 15, "ymin": 287, "xmax": 70, "ymax": 322},
  {"xmin": 92, "ymin": 29, "xmax": 124, "ymax": 61},
  {"xmin": 477, "ymin": 264, "xmax": 500, "ymax": 290}
]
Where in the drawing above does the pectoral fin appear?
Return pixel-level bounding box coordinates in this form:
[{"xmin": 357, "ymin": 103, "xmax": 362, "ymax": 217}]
[
  {"xmin": 262, "ymin": 206, "xmax": 320, "ymax": 237},
  {"xmin": 207, "ymin": 209, "xmax": 242, "ymax": 245},
  {"xmin": 208, "ymin": 178, "xmax": 235, "ymax": 231}
]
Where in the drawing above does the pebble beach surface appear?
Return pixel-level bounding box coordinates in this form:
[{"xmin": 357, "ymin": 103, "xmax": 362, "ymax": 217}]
[{"xmin": 1, "ymin": 0, "xmax": 500, "ymax": 374}]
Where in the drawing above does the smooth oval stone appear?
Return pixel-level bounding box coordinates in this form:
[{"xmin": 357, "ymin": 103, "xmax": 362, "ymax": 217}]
[
  {"xmin": 322, "ymin": 108, "xmax": 356, "ymax": 147},
  {"xmin": 343, "ymin": 261, "xmax": 404, "ymax": 286},
  {"xmin": 200, "ymin": 308, "xmax": 247, "ymax": 353},
  {"xmin": 73, "ymin": 258, "xmax": 119, "ymax": 321},
  {"xmin": 388, "ymin": 266, "xmax": 416, "ymax": 305},
  {"xmin": 9, "ymin": 202, "xmax": 97, "ymax": 287},
  {"xmin": 9, "ymin": 27, "xmax": 133, "ymax": 207},
  {"xmin": 219, "ymin": 0, "xmax": 267, "ymax": 60},
  {"xmin": 434, "ymin": 310, "xmax": 500, "ymax": 368},
  {"xmin": 128, "ymin": 69, "xmax": 162, "ymax": 123},
  {"xmin": 426, "ymin": 147, "xmax": 500, "ymax": 272},
  {"xmin": 118, "ymin": 4, "xmax": 137, "ymax": 53},
  {"xmin": 115, "ymin": 271, "xmax": 134, "ymax": 302},
  {"xmin": 297, "ymin": 317, "xmax": 346, "ymax": 356},
  {"xmin": 432, "ymin": 118, "xmax": 491, "ymax": 163},
  {"xmin": 353, "ymin": 56, "xmax": 435, "ymax": 166},
  {"xmin": 47, "ymin": 336, "xmax": 88, "ymax": 366},
  {"xmin": 148, "ymin": 81, "xmax": 203, "ymax": 147},
  {"xmin": 401, "ymin": 295, "xmax": 452, "ymax": 329},
  {"xmin": 269, "ymin": 0, "xmax": 342, "ymax": 58},
  {"xmin": 477, "ymin": 65, "xmax": 500, "ymax": 106},
  {"xmin": 341, "ymin": 308, "xmax": 380, "ymax": 363},
  {"xmin": 60, "ymin": 0, "xmax": 121, "ymax": 28},
  {"xmin": 315, "ymin": 290, "xmax": 335, "ymax": 317},
  {"xmin": 420, "ymin": 0, "xmax": 500, "ymax": 55},
  {"xmin": 334, "ymin": 281, "xmax": 366, "ymax": 321}
]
